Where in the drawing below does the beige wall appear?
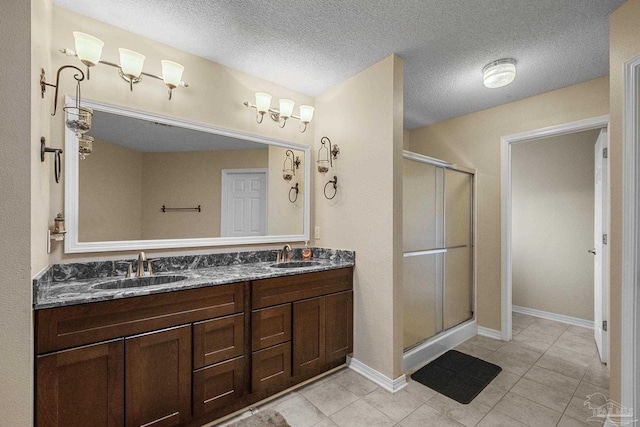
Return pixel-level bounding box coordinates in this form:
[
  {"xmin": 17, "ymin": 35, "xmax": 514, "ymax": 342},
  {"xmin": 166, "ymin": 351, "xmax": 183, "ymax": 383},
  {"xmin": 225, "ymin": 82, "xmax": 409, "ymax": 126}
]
[
  {"xmin": 1, "ymin": 0, "xmax": 52, "ymax": 424},
  {"xmin": 267, "ymin": 146, "xmax": 305, "ymax": 236},
  {"xmin": 141, "ymin": 149, "xmax": 268, "ymax": 239},
  {"xmin": 79, "ymin": 138, "xmax": 143, "ymax": 241},
  {"xmin": 49, "ymin": 6, "xmax": 314, "ymax": 263},
  {"xmin": 608, "ymin": 0, "xmax": 640, "ymax": 406},
  {"xmin": 512, "ymin": 130, "xmax": 599, "ymax": 321},
  {"xmin": 314, "ymin": 55, "xmax": 405, "ymax": 379},
  {"xmin": 410, "ymin": 77, "xmax": 609, "ymax": 331}
]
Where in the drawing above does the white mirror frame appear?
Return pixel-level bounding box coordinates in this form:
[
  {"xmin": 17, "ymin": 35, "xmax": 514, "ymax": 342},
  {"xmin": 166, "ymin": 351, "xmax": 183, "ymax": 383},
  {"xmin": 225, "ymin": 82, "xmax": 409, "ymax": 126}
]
[{"xmin": 64, "ymin": 96, "xmax": 311, "ymax": 253}]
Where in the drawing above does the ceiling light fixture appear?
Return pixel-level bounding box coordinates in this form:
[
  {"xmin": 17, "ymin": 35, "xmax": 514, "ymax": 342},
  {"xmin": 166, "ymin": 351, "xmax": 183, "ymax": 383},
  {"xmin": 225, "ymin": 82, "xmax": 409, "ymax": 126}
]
[
  {"xmin": 244, "ymin": 92, "xmax": 314, "ymax": 133},
  {"xmin": 60, "ymin": 31, "xmax": 189, "ymax": 99},
  {"xmin": 483, "ymin": 58, "xmax": 517, "ymax": 89}
]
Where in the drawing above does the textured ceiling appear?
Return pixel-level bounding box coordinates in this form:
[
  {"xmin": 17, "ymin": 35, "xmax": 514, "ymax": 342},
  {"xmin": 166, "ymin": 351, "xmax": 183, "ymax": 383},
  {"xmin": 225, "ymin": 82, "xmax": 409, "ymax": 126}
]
[{"xmin": 54, "ymin": 0, "xmax": 624, "ymax": 129}]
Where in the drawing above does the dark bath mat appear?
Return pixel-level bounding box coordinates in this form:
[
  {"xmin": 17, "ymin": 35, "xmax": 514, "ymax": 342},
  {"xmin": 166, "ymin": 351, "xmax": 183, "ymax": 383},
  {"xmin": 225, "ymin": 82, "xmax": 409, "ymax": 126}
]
[{"xmin": 411, "ymin": 350, "xmax": 502, "ymax": 404}]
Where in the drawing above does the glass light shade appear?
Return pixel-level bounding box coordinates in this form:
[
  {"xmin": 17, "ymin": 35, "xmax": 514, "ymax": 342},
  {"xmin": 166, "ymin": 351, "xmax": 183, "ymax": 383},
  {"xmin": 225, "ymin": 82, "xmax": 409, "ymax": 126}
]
[
  {"xmin": 73, "ymin": 32, "xmax": 104, "ymax": 67},
  {"xmin": 64, "ymin": 106, "xmax": 93, "ymax": 135},
  {"xmin": 78, "ymin": 135, "xmax": 94, "ymax": 160},
  {"xmin": 119, "ymin": 48, "xmax": 145, "ymax": 78},
  {"xmin": 317, "ymin": 160, "xmax": 330, "ymax": 174},
  {"xmin": 299, "ymin": 105, "xmax": 315, "ymax": 123},
  {"xmin": 283, "ymin": 168, "xmax": 294, "ymax": 181},
  {"xmin": 279, "ymin": 99, "xmax": 295, "ymax": 118},
  {"xmin": 255, "ymin": 92, "xmax": 272, "ymax": 114},
  {"xmin": 483, "ymin": 59, "xmax": 516, "ymax": 89},
  {"xmin": 161, "ymin": 60, "xmax": 184, "ymax": 89}
]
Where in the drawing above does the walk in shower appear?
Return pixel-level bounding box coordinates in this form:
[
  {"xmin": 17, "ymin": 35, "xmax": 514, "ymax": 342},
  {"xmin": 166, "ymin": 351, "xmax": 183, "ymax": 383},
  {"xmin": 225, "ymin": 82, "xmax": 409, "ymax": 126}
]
[{"xmin": 403, "ymin": 151, "xmax": 475, "ymax": 358}]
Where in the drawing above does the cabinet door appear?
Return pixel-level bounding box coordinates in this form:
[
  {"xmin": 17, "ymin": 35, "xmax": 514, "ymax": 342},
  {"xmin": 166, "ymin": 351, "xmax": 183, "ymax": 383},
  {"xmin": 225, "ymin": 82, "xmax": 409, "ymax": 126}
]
[
  {"xmin": 293, "ymin": 296, "xmax": 326, "ymax": 377},
  {"xmin": 125, "ymin": 325, "xmax": 191, "ymax": 427},
  {"xmin": 193, "ymin": 356, "xmax": 245, "ymax": 416},
  {"xmin": 325, "ymin": 291, "xmax": 353, "ymax": 363},
  {"xmin": 37, "ymin": 339, "xmax": 124, "ymax": 427}
]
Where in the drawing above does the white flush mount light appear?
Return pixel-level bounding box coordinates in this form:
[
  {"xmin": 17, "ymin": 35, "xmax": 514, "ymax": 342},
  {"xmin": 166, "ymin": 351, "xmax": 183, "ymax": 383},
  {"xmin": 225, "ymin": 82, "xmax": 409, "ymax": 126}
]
[{"xmin": 483, "ymin": 58, "xmax": 517, "ymax": 89}]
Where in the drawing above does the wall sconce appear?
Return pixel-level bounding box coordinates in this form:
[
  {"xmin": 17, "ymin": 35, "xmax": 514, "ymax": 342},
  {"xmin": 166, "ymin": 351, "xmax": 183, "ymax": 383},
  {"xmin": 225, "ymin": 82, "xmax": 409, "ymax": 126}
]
[
  {"xmin": 244, "ymin": 92, "xmax": 314, "ymax": 133},
  {"xmin": 40, "ymin": 65, "xmax": 93, "ymax": 136},
  {"xmin": 283, "ymin": 149, "xmax": 301, "ymax": 181},
  {"xmin": 60, "ymin": 31, "xmax": 189, "ymax": 99},
  {"xmin": 317, "ymin": 136, "xmax": 340, "ymax": 174}
]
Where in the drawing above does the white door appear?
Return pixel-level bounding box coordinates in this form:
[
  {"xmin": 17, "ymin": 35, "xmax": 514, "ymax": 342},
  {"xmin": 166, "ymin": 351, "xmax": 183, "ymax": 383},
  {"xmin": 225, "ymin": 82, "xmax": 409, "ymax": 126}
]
[
  {"xmin": 593, "ymin": 128, "xmax": 609, "ymax": 363},
  {"xmin": 221, "ymin": 170, "xmax": 268, "ymax": 237}
]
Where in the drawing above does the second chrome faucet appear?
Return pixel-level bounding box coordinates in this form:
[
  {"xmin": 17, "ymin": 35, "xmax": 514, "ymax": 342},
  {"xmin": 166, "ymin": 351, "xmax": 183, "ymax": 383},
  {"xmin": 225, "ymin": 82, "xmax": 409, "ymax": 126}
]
[{"xmin": 276, "ymin": 244, "xmax": 292, "ymax": 263}]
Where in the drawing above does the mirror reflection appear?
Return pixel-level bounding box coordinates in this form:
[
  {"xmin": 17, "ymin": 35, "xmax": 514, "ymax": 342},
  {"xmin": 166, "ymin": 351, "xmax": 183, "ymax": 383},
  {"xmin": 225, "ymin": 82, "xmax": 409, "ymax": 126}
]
[{"xmin": 75, "ymin": 108, "xmax": 306, "ymax": 245}]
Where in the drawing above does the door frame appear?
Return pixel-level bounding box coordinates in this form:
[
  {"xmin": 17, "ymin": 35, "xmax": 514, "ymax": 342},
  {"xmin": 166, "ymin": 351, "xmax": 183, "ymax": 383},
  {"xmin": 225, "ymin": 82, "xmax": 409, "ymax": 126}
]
[
  {"xmin": 220, "ymin": 168, "xmax": 269, "ymax": 237},
  {"xmin": 500, "ymin": 114, "xmax": 610, "ymax": 341},
  {"xmin": 621, "ymin": 54, "xmax": 640, "ymax": 421}
]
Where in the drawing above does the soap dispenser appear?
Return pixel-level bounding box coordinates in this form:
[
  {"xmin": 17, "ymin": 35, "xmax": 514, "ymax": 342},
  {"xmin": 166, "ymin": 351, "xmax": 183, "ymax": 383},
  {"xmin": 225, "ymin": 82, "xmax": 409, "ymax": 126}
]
[{"xmin": 302, "ymin": 241, "xmax": 312, "ymax": 260}]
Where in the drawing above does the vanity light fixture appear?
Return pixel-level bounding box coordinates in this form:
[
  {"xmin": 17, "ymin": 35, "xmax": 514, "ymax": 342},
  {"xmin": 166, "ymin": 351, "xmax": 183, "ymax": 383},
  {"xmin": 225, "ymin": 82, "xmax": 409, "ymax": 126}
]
[
  {"xmin": 483, "ymin": 58, "xmax": 517, "ymax": 89},
  {"xmin": 244, "ymin": 92, "xmax": 314, "ymax": 133},
  {"xmin": 317, "ymin": 136, "xmax": 339, "ymax": 174},
  {"xmin": 282, "ymin": 149, "xmax": 301, "ymax": 181},
  {"xmin": 60, "ymin": 31, "xmax": 189, "ymax": 99}
]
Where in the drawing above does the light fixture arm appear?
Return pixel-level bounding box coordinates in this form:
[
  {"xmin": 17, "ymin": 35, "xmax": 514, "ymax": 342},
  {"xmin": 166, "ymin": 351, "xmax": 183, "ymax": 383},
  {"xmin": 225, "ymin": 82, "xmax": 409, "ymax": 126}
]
[{"xmin": 40, "ymin": 65, "xmax": 86, "ymax": 116}]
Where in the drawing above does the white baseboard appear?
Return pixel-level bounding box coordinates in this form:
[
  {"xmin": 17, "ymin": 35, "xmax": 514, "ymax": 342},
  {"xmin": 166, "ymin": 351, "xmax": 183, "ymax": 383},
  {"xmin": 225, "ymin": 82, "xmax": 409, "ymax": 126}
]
[
  {"xmin": 513, "ymin": 305, "xmax": 594, "ymax": 329},
  {"xmin": 346, "ymin": 357, "xmax": 407, "ymax": 393},
  {"xmin": 477, "ymin": 326, "xmax": 502, "ymax": 340},
  {"xmin": 402, "ymin": 320, "xmax": 477, "ymax": 372}
]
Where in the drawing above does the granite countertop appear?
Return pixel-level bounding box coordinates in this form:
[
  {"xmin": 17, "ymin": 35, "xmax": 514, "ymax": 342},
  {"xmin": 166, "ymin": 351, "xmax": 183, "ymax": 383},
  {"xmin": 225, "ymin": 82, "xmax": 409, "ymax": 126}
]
[{"xmin": 33, "ymin": 248, "xmax": 354, "ymax": 310}]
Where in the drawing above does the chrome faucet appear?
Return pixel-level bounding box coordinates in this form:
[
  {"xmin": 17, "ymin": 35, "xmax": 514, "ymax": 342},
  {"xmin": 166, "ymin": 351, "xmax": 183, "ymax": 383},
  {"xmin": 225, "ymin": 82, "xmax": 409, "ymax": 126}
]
[
  {"xmin": 135, "ymin": 251, "xmax": 153, "ymax": 277},
  {"xmin": 282, "ymin": 244, "xmax": 292, "ymax": 262}
]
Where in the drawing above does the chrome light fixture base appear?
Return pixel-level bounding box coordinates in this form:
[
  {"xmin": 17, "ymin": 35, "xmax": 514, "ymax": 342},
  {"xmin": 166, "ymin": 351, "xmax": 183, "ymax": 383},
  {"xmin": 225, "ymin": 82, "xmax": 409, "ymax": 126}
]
[{"xmin": 118, "ymin": 68, "xmax": 143, "ymax": 91}]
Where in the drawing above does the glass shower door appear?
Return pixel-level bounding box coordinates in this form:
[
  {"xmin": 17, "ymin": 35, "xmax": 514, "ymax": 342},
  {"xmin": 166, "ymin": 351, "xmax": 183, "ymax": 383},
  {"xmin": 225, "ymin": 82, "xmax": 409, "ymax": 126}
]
[
  {"xmin": 403, "ymin": 155, "xmax": 474, "ymax": 351},
  {"xmin": 402, "ymin": 159, "xmax": 444, "ymax": 349},
  {"xmin": 443, "ymin": 169, "xmax": 474, "ymax": 330}
]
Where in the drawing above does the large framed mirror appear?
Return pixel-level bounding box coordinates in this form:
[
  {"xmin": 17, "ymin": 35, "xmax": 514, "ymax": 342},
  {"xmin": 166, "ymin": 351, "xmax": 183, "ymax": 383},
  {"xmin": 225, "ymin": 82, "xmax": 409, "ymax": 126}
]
[{"xmin": 64, "ymin": 97, "xmax": 310, "ymax": 253}]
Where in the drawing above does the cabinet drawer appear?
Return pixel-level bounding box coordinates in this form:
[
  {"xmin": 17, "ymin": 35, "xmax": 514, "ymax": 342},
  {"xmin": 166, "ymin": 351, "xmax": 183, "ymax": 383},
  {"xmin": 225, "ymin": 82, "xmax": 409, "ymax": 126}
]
[
  {"xmin": 251, "ymin": 342, "xmax": 291, "ymax": 392},
  {"xmin": 193, "ymin": 356, "xmax": 245, "ymax": 416},
  {"xmin": 252, "ymin": 304, "xmax": 291, "ymax": 351},
  {"xmin": 193, "ymin": 313, "xmax": 244, "ymax": 369},
  {"xmin": 252, "ymin": 267, "xmax": 353, "ymax": 309},
  {"xmin": 36, "ymin": 282, "xmax": 245, "ymax": 354}
]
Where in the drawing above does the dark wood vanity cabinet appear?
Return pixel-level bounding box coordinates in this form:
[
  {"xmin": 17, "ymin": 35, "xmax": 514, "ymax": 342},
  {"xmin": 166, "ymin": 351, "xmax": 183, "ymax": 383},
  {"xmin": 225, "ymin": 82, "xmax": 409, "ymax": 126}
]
[
  {"xmin": 35, "ymin": 267, "xmax": 353, "ymax": 426},
  {"xmin": 251, "ymin": 267, "xmax": 354, "ymax": 392},
  {"xmin": 35, "ymin": 282, "xmax": 245, "ymax": 427}
]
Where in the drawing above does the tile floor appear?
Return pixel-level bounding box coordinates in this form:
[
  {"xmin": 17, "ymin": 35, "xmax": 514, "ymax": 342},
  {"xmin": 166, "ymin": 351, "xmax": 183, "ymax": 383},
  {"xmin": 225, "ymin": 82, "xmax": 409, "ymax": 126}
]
[{"xmin": 218, "ymin": 313, "xmax": 609, "ymax": 427}]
